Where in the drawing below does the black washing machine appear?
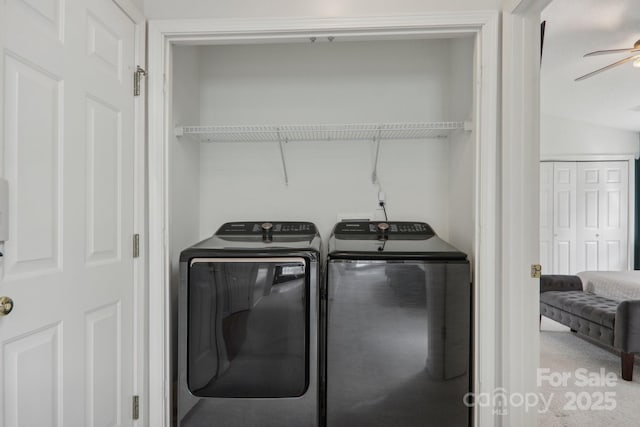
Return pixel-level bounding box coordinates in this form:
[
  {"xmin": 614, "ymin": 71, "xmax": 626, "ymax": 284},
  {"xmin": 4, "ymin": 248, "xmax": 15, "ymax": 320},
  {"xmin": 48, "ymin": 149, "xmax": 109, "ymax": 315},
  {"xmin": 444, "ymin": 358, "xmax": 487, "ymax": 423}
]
[
  {"xmin": 178, "ymin": 221, "xmax": 321, "ymax": 427},
  {"xmin": 325, "ymin": 221, "xmax": 472, "ymax": 427}
]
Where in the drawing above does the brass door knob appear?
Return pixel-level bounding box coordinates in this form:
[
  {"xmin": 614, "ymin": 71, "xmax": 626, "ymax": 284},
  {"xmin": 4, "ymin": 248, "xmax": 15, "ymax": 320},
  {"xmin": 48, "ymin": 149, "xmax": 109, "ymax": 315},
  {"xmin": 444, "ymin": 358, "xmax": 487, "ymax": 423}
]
[{"xmin": 0, "ymin": 296, "xmax": 14, "ymax": 316}]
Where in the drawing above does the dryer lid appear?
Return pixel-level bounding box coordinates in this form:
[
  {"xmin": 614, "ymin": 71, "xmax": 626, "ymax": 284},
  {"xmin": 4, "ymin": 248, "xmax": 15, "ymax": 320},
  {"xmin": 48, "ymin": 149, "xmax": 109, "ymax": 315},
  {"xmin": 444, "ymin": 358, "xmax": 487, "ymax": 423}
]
[
  {"xmin": 180, "ymin": 221, "xmax": 322, "ymax": 259},
  {"xmin": 216, "ymin": 221, "xmax": 318, "ymax": 239}
]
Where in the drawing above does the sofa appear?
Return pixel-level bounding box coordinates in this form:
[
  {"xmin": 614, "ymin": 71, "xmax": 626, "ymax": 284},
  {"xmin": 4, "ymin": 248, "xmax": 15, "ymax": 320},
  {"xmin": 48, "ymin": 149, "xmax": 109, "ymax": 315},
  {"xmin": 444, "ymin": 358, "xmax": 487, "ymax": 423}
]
[{"xmin": 539, "ymin": 274, "xmax": 640, "ymax": 381}]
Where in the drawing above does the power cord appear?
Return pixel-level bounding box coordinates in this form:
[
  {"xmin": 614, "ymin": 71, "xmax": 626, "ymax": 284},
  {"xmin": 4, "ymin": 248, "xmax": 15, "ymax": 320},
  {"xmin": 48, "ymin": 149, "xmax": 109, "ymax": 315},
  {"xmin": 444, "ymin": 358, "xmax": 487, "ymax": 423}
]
[{"xmin": 379, "ymin": 201, "xmax": 388, "ymax": 221}]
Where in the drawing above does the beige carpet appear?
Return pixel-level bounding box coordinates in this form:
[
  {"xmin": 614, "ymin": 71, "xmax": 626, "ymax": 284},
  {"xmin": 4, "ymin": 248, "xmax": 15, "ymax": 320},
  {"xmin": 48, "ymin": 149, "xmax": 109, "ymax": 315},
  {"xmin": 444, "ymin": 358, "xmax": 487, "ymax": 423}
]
[{"xmin": 539, "ymin": 318, "xmax": 640, "ymax": 426}]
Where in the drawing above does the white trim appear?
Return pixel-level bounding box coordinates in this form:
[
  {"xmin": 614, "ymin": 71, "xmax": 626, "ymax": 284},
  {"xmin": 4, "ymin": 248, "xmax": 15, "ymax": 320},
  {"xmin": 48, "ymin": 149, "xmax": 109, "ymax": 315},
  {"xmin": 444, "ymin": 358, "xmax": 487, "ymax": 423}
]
[
  {"xmin": 111, "ymin": 0, "xmax": 147, "ymax": 425},
  {"xmin": 540, "ymin": 154, "xmax": 637, "ymax": 162},
  {"xmin": 501, "ymin": 2, "xmax": 546, "ymax": 426},
  {"xmin": 472, "ymin": 11, "xmax": 500, "ymax": 427},
  {"xmin": 148, "ymin": 22, "xmax": 170, "ymax": 427},
  {"xmin": 148, "ymin": 13, "xmax": 500, "ymax": 427},
  {"xmin": 149, "ymin": 13, "xmax": 500, "ymax": 41},
  {"xmin": 500, "ymin": 1, "xmax": 579, "ymax": 426},
  {"xmin": 113, "ymin": 0, "xmax": 145, "ymax": 23},
  {"xmin": 511, "ymin": 0, "xmax": 553, "ymax": 13}
]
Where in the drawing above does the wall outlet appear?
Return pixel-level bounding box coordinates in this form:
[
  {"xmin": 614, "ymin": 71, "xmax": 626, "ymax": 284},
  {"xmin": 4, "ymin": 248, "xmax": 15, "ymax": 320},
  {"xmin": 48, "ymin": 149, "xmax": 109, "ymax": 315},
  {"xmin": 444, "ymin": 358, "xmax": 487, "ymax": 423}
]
[{"xmin": 378, "ymin": 191, "xmax": 385, "ymax": 203}]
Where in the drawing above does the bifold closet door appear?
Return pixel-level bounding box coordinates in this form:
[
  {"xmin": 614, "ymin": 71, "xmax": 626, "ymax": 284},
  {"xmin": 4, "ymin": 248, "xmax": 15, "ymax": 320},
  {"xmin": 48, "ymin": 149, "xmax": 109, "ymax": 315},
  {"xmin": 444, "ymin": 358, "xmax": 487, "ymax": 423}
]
[
  {"xmin": 552, "ymin": 162, "xmax": 577, "ymax": 274},
  {"xmin": 576, "ymin": 162, "xmax": 628, "ymax": 271},
  {"xmin": 540, "ymin": 162, "xmax": 554, "ymax": 274}
]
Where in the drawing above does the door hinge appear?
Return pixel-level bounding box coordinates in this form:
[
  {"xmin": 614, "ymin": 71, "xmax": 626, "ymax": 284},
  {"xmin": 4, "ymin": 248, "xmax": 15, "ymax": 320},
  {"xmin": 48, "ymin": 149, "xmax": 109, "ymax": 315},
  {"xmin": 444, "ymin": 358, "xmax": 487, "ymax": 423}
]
[
  {"xmin": 134, "ymin": 66, "xmax": 146, "ymax": 96},
  {"xmin": 132, "ymin": 395, "xmax": 140, "ymax": 420},
  {"xmin": 133, "ymin": 234, "xmax": 140, "ymax": 258},
  {"xmin": 531, "ymin": 264, "xmax": 542, "ymax": 278}
]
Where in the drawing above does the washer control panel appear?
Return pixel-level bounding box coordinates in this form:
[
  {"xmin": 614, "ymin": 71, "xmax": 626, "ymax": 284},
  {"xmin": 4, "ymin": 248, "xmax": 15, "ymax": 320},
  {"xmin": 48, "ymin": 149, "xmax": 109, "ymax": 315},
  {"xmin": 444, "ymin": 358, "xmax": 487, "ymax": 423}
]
[
  {"xmin": 334, "ymin": 221, "xmax": 434, "ymax": 239},
  {"xmin": 216, "ymin": 221, "xmax": 317, "ymax": 236}
]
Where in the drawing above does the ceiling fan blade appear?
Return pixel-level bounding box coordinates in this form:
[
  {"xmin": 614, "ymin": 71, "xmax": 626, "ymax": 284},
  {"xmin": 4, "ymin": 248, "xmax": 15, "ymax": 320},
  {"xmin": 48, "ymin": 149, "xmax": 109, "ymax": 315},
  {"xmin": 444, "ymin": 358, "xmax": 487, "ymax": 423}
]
[
  {"xmin": 584, "ymin": 47, "xmax": 635, "ymax": 57},
  {"xmin": 575, "ymin": 55, "xmax": 637, "ymax": 81}
]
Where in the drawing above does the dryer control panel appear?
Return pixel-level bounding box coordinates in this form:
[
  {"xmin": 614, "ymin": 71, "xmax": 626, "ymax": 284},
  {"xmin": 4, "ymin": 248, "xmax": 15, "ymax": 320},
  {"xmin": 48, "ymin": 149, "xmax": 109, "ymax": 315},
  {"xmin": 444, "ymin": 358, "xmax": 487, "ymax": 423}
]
[
  {"xmin": 333, "ymin": 221, "xmax": 435, "ymax": 239},
  {"xmin": 216, "ymin": 221, "xmax": 317, "ymax": 237}
]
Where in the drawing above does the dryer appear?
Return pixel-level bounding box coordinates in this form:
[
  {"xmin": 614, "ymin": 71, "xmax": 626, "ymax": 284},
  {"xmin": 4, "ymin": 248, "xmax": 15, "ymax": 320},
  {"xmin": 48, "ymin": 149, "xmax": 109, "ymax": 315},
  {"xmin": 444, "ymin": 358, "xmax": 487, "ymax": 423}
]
[
  {"xmin": 325, "ymin": 221, "xmax": 472, "ymax": 427},
  {"xmin": 178, "ymin": 221, "xmax": 321, "ymax": 427}
]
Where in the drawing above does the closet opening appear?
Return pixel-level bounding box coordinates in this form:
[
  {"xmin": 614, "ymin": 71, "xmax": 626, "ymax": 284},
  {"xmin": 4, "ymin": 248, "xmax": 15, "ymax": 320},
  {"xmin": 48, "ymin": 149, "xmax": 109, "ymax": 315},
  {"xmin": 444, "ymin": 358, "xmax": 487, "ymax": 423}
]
[{"xmin": 147, "ymin": 14, "xmax": 500, "ymax": 426}]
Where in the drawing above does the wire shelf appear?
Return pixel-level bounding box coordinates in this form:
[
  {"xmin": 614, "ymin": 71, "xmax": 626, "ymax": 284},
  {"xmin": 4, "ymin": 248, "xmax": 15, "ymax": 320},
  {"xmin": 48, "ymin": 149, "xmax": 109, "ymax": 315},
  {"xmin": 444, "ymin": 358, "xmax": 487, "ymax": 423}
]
[{"xmin": 175, "ymin": 121, "xmax": 469, "ymax": 142}]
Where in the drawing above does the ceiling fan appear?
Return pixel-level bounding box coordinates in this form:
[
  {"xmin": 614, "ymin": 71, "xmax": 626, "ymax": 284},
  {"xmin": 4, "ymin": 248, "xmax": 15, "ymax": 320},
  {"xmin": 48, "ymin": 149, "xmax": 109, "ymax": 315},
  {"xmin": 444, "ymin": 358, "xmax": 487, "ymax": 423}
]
[{"xmin": 575, "ymin": 39, "xmax": 640, "ymax": 81}]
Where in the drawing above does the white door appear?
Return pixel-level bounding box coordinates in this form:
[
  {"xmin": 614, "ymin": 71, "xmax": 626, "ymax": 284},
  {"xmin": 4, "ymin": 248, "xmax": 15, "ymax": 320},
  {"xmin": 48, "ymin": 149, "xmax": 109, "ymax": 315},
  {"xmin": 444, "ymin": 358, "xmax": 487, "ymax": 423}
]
[
  {"xmin": 552, "ymin": 162, "xmax": 577, "ymax": 274},
  {"xmin": 539, "ymin": 162, "xmax": 554, "ymax": 275},
  {"xmin": 0, "ymin": 0, "xmax": 137, "ymax": 425},
  {"xmin": 576, "ymin": 162, "xmax": 628, "ymax": 271}
]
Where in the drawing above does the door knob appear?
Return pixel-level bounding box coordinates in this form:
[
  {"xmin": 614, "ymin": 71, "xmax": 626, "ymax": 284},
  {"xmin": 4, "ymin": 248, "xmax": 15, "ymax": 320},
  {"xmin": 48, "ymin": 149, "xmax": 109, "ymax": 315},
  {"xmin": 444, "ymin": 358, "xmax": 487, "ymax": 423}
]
[{"xmin": 0, "ymin": 296, "xmax": 14, "ymax": 316}]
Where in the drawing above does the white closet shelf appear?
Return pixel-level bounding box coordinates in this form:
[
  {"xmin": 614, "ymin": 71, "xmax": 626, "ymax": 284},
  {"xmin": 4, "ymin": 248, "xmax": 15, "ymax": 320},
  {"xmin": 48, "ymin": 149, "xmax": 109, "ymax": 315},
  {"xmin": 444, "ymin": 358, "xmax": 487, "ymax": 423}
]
[{"xmin": 174, "ymin": 121, "xmax": 472, "ymax": 142}]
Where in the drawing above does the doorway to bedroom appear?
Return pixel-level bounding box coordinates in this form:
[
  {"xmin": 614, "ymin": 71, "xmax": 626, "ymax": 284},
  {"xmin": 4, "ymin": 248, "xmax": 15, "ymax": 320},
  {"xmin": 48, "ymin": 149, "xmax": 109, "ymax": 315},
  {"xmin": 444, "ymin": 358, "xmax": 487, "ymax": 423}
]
[{"xmin": 538, "ymin": 0, "xmax": 640, "ymax": 424}]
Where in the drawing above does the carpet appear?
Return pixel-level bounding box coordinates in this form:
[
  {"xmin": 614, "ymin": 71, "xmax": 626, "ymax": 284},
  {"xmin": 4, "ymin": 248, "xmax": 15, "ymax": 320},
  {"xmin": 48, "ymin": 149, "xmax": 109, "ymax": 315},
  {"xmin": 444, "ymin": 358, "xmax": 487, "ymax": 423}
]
[{"xmin": 539, "ymin": 317, "xmax": 640, "ymax": 426}]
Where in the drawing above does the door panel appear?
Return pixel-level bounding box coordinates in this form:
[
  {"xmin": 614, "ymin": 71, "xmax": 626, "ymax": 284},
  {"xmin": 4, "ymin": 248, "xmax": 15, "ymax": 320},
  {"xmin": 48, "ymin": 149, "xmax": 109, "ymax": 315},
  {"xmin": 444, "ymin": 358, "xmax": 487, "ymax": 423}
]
[
  {"xmin": 539, "ymin": 162, "xmax": 553, "ymax": 274},
  {"xmin": 576, "ymin": 162, "xmax": 628, "ymax": 272},
  {"xmin": 3, "ymin": 54, "xmax": 62, "ymax": 278},
  {"xmin": 583, "ymin": 190, "xmax": 598, "ymax": 229},
  {"xmin": 583, "ymin": 241, "xmax": 598, "ymax": 271},
  {"xmin": 553, "ymin": 162, "xmax": 576, "ymax": 274},
  {"xmin": 605, "ymin": 189, "xmax": 621, "ymax": 228},
  {"xmin": 600, "ymin": 163, "xmax": 627, "ymax": 270},
  {"xmin": 7, "ymin": 0, "xmax": 64, "ymax": 42},
  {"xmin": 85, "ymin": 303, "xmax": 121, "ymax": 427},
  {"xmin": 0, "ymin": 0, "xmax": 137, "ymax": 425},
  {"xmin": 604, "ymin": 240, "xmax": 621, "ymax": 271},
  {"xmin": 85, "ymin": 95, "xmax": 122, "ymax": 264},
  {"xmin": 3, "ymin": 324, "xmax": 62, "ymax": 427}
]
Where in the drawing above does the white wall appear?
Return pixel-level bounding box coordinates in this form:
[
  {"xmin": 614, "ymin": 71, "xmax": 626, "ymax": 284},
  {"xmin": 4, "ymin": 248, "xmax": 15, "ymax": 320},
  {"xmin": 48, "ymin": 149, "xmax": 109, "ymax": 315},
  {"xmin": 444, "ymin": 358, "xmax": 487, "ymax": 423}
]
[
  {"xmin": 541, "ymin": 114, "xmax": 640, "ymax": 158},
  {"xmin": 170, "ymin": 46, "xmax": 202, "ymax": 280},
  {"xmin": 129, "ymin": 0, "xmax": 144, "ymax": 13},
  {"xmin": 144, "ymin": 0, "xmax": 501, "ymax": 20},
  {"xmin": 170, "ymin": 46, "xmax": 202, "ymax": 377},
  {"xmin": 191, "ymin": 39, "xmax": 474, "ymax": 244},
  {"xmin": 447, "ymin": 37, "xmax": 475, "ymax": 258}
]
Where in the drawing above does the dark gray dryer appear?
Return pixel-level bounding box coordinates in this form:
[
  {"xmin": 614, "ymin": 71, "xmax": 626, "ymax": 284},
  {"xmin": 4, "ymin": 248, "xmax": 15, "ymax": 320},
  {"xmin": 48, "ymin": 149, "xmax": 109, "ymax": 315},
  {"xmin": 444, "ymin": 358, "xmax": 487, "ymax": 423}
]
[
  {"xmin": 178, "ymin": 221, "xmax": 321, "ymax": 427},
  {"xmin": 325, "ymin": 221, "xmax": 472, "ymax": 427}
]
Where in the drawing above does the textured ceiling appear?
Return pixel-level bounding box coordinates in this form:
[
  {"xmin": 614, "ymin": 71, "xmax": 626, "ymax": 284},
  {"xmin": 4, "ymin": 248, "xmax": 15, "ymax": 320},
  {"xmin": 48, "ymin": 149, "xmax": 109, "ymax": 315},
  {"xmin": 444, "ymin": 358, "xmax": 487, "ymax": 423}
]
[{"xmin": 541, "ymin": 0, "xmax": 640, "ymax": 131}]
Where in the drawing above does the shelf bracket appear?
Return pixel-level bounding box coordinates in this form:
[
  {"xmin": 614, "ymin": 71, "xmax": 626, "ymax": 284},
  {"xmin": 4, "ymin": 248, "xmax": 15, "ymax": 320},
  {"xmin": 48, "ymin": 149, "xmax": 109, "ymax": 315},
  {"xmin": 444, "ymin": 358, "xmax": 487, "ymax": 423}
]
[
  {"xmin": 371, "ymin": 128, "xmax": 382, "ymax": 184},
  {"xmin": 277, "ymin": 130, "xmax": 289, "ymax": 186}
]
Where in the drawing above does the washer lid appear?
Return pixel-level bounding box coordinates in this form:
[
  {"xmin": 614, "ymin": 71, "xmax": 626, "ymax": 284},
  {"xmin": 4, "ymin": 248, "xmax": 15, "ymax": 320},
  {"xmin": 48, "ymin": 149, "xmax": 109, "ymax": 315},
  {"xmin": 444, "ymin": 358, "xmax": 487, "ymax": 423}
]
[
  {"xmin": 333, "ymin": 221, "xmax": 434, "ymax": 240},
  {"xmin": 328, "ymin": 221, "xmax": 467, "ymax": 260}
]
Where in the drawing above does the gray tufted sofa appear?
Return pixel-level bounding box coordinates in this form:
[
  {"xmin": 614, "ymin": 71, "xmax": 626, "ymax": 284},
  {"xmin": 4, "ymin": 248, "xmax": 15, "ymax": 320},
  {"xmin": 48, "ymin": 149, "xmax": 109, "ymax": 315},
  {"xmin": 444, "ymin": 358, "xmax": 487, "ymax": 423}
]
[{"xmin": 539, "ymin": 274, "xmax": 640, "ymax": 381}]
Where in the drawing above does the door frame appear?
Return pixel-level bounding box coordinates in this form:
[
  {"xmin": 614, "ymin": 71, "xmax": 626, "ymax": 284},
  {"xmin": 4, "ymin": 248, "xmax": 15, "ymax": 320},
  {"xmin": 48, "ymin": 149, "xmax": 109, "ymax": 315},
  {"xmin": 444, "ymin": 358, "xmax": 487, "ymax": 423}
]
[
  {"xmin": 112, "ymin": 0, "xmax": 147, "ymax": 425},
  {"xmin": 147, "ymin": 12, "xmax": 499, "ymax": 427}
]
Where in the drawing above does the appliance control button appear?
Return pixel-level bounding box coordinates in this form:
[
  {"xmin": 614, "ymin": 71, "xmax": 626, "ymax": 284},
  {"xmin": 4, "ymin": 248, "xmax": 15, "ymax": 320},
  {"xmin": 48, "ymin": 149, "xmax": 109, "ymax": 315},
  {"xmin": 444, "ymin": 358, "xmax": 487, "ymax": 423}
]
[{"xmin": 377, "ymin": 222, "xmax": 390, "ymax": 232}]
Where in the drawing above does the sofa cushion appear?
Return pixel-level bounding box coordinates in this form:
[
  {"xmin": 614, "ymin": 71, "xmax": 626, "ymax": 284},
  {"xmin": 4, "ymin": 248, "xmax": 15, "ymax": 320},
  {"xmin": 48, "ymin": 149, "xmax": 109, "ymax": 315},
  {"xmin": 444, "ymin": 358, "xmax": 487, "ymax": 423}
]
[{"xmin": 540, "ymin": 291, "xmax": 618, "ymax": 328}]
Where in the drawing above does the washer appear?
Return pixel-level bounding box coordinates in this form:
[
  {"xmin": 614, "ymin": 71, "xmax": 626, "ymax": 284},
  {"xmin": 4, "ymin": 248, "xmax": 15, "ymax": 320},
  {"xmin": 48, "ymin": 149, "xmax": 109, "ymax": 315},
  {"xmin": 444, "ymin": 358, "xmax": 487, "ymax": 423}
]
[
  {"xmin": 178, "ymin": 221, "xmax": 321, "ymax": 427},
  {"xmin": 325, "ymin": 221, "xmax": 472, "ymax": 427}
]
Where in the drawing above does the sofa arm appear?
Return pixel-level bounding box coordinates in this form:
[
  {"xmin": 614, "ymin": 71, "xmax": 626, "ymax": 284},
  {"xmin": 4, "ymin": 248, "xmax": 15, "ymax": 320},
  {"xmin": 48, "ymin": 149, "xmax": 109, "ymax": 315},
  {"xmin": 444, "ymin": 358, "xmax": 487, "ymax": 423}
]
[
  {"xmin": 540, "ymin": 275, "xmax": 583, "ymax": 293},
  {"xmin": 614, "ymin": 300, "xmax": 640, "ymax": 353}
]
